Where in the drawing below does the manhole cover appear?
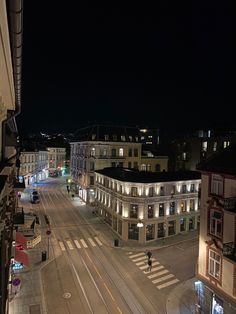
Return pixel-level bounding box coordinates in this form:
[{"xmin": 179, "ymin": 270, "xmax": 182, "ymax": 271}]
[{"xmin": 63, "ymin": 292, "xmax": 71, "ymax": 299}]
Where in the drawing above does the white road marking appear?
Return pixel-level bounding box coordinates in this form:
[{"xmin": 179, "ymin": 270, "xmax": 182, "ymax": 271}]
[
  {"xmin": 66, "ymin": 240, "xmax": 74, "ymax": 250},
  {"xmin": 136, "ymin": 261, "xmax": 146, "ymax": 266},
  {"xmin": 94, "ymin": 236, "xmax": 102, "ymax": 246},
  {"xmin": 148, "ymin": 269, "xmax": 168, "ymax": 279},
  {"xmin": 74, "ymin": 239, "xmax": 81, "ymax": 249},
  {"xmin": 59, "ymin": 241, "xmax": 66, "ymax": 251},
  {"xmin": 132, "ymin": 256, "xmax": 147, "ymax": 262},
  {"xmin": 152, "ymin": 274, "xmax": 174, "ymax": 284},
  {"xmin": 88, "ymin": 238, "xmax": 96, "ymax": 247},
  {"xmin": 80, "ymin": 239, "xmax": 88, "ymax": 248},
  {"xmin": 157, "ymin": 278, "xmax": 180, "ymax": 289},
  {"xmin": 129, "ymin": 253, "xmax": 145, "ymax": 259},
  {"xmin": 143, "ymin": 265, "xmax": 163, "ymax": 274}
]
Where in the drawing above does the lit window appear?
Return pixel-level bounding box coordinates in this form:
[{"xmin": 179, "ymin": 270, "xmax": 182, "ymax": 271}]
[
  {"xmin": 208, "ymin": 249, "xmax": 221, "ymax": 280},
  {"xmin": 202, "ymin": 141, "xmax": 207, "ymax": 152},
  {"xmin": 213, "ymin": 142, "xmax": 217, "ymax": 152},
  {"xmin": 121, "ymin": 135, "xmax": 126, "ymax": 141},
  {"xmin": 90, "ymin": 147, "xmax": 95, "ymax": 156},
  {"xmin": 211, "ymin": 174, "xmax": 223, "ymax": 196},
  {"xmin": 119, "ymin": 148, "xmax": 124, "ymax": 157}
]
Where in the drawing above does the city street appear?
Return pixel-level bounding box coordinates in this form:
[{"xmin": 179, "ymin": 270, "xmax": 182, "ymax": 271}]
[{"xmin": 12, "ymin": 177, "xmax": 198, "ymax": 314}]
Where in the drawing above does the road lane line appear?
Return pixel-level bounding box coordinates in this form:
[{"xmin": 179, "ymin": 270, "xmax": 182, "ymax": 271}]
[
  {"xmin": 80, "ymin": 239, "xmax": 88, "ymax": 248},
  {"xmin": 74, "ymin": 239, "xmax": 81, "ymax": 249},
  {"xmin": 152, "ymin": 274, "xmax": 174, "ymax": 284},
  {"xmin": 143, "ymin": 265, "xmax": 163, "ymax": 274},
  {"xmin": 129, "ymin": 253, "xmax": 145, "ymax": 259},
  {"xmin": 148, "ymin": 269, "xmax": 169, "ymax": 279},
  {"xmin": 117, "ymin": 306, "xmax": 122, "ymax": 314},
  {"xmin": 94, "ymin": 236, "xmax": 103, "ymax": 246},
  {"xmin": 66, "ymin": 240, "xmax": 74, "ymax": 250},
  {"xmin": 157, "ymin": 278, "xmax": 180, "ymax": 289},
  {"xmin": 103, "ymin": 282, "xmax": 115, "ymax": 301},
  {"xmin": 58, "ymin": 241, "xmax": 66, "ymax": 251},
  {"xmin": 88, "ymin": 237, "xmax": 96, "ymax": 247}
]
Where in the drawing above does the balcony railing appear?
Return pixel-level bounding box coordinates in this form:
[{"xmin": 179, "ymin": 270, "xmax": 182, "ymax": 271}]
[
  {"xmin": 224, "ymin": 197, "xmax": 236, "ymax": 213},
  {"xmin": 223, "ymin": 242, "xmax": 236, "ymax": 262}
]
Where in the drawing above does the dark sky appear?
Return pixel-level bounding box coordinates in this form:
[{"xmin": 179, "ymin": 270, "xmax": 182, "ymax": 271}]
[{"xmin": 17, "ymin": 2, "xmax": 235, "ymax": 135}]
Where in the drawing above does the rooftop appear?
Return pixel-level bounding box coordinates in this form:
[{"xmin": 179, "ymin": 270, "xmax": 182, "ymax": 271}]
[
  {"xmin": 95, "ymin": 167, "xmax": 201, "ymax": 183},
  {"xmin": 197, "ymin": 143, "xmax": 236, "ymax": 176}
]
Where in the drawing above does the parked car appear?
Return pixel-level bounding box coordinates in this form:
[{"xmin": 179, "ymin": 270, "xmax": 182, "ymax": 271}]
[{"xmin": 30, "ymin": 190, "xmax": 40, "ymax": 203}]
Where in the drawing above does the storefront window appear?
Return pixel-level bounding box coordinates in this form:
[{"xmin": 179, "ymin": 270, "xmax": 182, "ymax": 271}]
[{"xmin": 146, "ymin": 224, "xmax": 155, "ymax": 241}]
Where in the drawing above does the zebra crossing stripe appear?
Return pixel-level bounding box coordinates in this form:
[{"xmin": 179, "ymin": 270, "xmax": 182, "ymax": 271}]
[
  {"xmin": 88, "ymin": 238, "xmax": 96, "ymax": 247},
  {"xmin": 143, "ymin": 265, "xmax": 163, "ymax": 274},
  {"xmin": 94, "ymin": 237, "xmax": 102, "ymax": 246},
  {"xmin": 74, "ymin": 239, "xmax": 81, "ymax": 249},
  {"xmin": 66, "ymin": 240, "xmax": 74, "ymax": 250},
  {"xmin": 157, "ymin": 278, "xmax": 180, "ymax": 289},
  {"xmin": 80, "ymin": 239, "xmax": 88, "ymax": 248},
  {"xmin": 148, "ymin": 269, "xmax": 168, "ymax": 279},
  {"xmin": 129, "ymin": 253, "xmax": 145, "ymax": 259},
  {"xmin": 132, "ymin": 256, "xmax": 147, "ymax": 262},
  {"xmin": 141, "ymin": 261, "xmax": 159, "ymax": 271},
  {"xmin": 136, "ymin": 261, "xmax": 146, "ymax": 266},
  {"xmin": 59, "ymin": 241, "xmax": 66, "ymax": 251},
  {"xmin": 152, "ymin": 274, "xmax": 174, "ymax": 284}
]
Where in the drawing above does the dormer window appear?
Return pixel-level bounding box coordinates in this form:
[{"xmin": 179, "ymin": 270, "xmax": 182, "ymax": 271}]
[
  {"xmin": 104, "ymin": 134, "xmax": 109, "ymax": 141},
  {"xmin": 121, "ymin": 135, "xmax": 126, "ymax": 141}
]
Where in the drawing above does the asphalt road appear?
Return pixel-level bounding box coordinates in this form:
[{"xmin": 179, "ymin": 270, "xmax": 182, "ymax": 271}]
[{"xmin": 21, "ymin": 177, "xmax": 198, "ymax": 314}]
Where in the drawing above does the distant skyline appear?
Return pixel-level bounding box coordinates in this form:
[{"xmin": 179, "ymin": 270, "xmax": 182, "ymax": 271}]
[{"xmin": 17, "ymin": 2, "xmax": 235, "ymax": 134}]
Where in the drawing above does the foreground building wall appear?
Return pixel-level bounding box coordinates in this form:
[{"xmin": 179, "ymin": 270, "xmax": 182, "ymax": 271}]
[{"xmin": 196, "ymin": 144, "xmax": 236, "ymax": 314}]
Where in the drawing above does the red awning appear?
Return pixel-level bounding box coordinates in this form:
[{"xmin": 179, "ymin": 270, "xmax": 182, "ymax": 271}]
[{"xmin": 16, "ymin": 231, "xmax": 27, "ymax": 249}]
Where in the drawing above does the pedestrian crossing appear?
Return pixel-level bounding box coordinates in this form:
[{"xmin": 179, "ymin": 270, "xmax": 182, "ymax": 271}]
[
  {"xmin": 127, "ymin": 252, "xmax": 179, "ymax": 290},
  {"xmin": 58, "ymin": 236, "xmax": 103, "ymax": 251}
]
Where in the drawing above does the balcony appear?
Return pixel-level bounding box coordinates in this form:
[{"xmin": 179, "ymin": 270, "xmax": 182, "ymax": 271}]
[
  {"xmin": 224, "ymin": 197, "xmax": 236, "ymax": 213},
  {"xmin": 223, "ymin": 242, "xmax": 236, "ymax": 262}
]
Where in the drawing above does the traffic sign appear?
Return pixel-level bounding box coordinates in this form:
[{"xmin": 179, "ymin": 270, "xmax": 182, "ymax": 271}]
[{"xmin": 46, "ymin": 230, "xmax": 51, "ymax": 236}]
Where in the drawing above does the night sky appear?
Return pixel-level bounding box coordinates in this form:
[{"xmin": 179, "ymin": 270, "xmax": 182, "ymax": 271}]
[{"xmin": 17, "ymin": 2, "xmax": 235, "ymax": 135}]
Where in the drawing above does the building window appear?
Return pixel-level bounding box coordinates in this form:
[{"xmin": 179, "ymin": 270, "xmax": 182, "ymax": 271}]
[
  {"xmin": 180, "ymin": 218, "xmax": 186, "ymax": 231},
  {"xmin": 147, "ymin": 205, "xmax": 154, "ymax": 218},
  {"xmin": 90, "ymin": 162, "xmax": 94, "ymax": 171},
  {"xmin": 102, "ymin": 149, "xmax": 107, "ymax": 157},
  {"xmin": 128, "ymin": 148, "xmax": 132, "ymax": 157},
  {"xmin": 189, "ymin": 217, "xmax": 194, "ymax": 230},
  {"xmin": 113, "ymin": 134, "xmax": 117, "ymax": 141},
  {"xmin": 128, "ymin": 223, "xmax": 139, "ymax": 240},
  {"xmin": 111, "ymin": 162, "xmax": 116, "ymax": 167},
  {"xmin": 182, "ymin": 185, "xmax": 187, "ymax": 193},
  {"xmin": 208, "ymin": 249, "xmax": 221, "ymax": 280},
  {"xmin": 121, "ymin": 135, "xmax": 126, "ymax": 141},
  {"xmin": 159, "ymin": 203, "xmax": 164, "ymax": 216},
  {"xmin": 190, "ymin": 199, "xmax": 195, "ymax": 211},
  {"xmin": 146, "ymin": 224, "xmax": 155, "ymax": 241},
  {"xmin": 168, "ymin": 220, "xmax": 176, "ymax": 236},
  {"xmin": 182, "ymin": 152, "xmax": 186, "ymax": 161},
  {"xmin": 157, "ymin": 223, "xmax": 165, "ymax": 238},
  {"xmin": 111, "ymin": 149, "xmax": 116, "ymax": 157},
  {"xmin": 134, "ymin": 148, "xmax": 138, "ymax": 157},
  {"xmin": 149, "ymin": 187, "xmax": 154, "ymax": 197},
  {"xmin": 209, "ymin": 209, "xmax": 222, "ymax": 238},
  {"xmin": 128, "ymin": 136, "xmax": 133, "ymax": 142},
  {"xmin": 213, "ymin": 142, "xmax": 217, "ymax": 152},
  {"xmin": 170, "ymin": 202, "xmax": 175, "ymax": 215},
  {"xmin": 133, "ymin": 162, "xmax": 138, "ymax": 169},
  {"xmin": 141, "ymin": 164, "xmax": 146, "ymax": 171},
  {"xmin": 118, "ymin": 202, "xmax": 123, "ymax": 215},
  {"xmin": 90, "ymin": 176, "xmax": 94, "ymax": 185},
  {"xmin": 119, "ymin": 148, "xmax": 124, "ymax": 157},
  {"xmin": 131, "ymin": 187, "xmax": 138, "ymax": 197},
  {"xmin": 190, "ymin": 184, "xmax": 195, "ymax": 193},
  {"xmin": 90, "ymin": 147, "xmax": 95, "ymax": 156},
  {"xmin": 155, "ymin": 164, "xmax": 161, "ymax": 172},
  {"xmin": 211, "ymin": 174, "xmax": 223, "ymax": 196},
  {"xmin": 180, "ymin": 201, "xmax": 186, "ymax": 212},
  {"xmin": 128, "ymin": 162, "xmax": 132, "ymax": 169},
  {"xmin": 160, "ymin": 186, "xmax": 165, "ymax": 196},
  {"xmin": 130, "ymin": 204, "xmax": 138, "ymax": 218},
  {"xmin": 202, "ymin": 141, "xmax": 207, "ymax": 152}
]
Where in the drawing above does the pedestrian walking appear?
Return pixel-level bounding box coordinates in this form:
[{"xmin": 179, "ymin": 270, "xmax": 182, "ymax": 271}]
[
  {"xmin": 66, "ymin": 185, "xmax": 70, "ymax": 194},
  {"xmin": 146, "ymin": 251, "xmax": 152, "ymax": 259},
  {"xmin": 148, "ymin": 258, "xmax": 152, "ymax": 271}
]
